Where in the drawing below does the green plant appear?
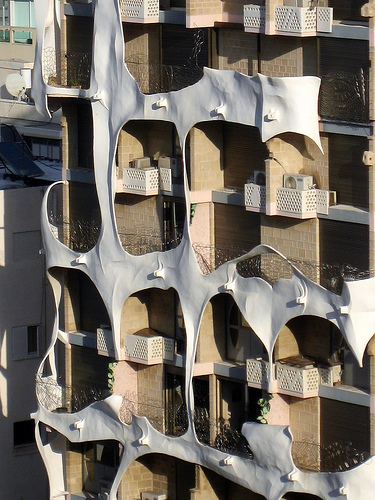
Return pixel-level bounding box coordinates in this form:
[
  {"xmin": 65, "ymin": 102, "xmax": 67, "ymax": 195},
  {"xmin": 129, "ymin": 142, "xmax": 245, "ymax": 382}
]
[
  {"xmin": 108, "ymin": 362, "xmax": 118, "ymax": 393},
  {"xmin": 257, "ymin": 393, "xmax": 273, "ymax": 424},
  {"xmin": 190, "ymin": 204, "xmax": 197, "ymax": 225}
]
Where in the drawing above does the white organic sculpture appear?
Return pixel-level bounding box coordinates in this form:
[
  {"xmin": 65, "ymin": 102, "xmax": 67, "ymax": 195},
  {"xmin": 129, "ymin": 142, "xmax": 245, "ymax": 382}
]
[{"xmin": 31, "ymin": 0, "xmax": 375, "ymax": 499}]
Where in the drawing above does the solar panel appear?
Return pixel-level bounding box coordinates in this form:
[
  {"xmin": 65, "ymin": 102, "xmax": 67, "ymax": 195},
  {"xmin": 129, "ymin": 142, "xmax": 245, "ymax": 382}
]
[{"xmin": 0, "ymin": 141, "xmax": 43, "ymax": 177}]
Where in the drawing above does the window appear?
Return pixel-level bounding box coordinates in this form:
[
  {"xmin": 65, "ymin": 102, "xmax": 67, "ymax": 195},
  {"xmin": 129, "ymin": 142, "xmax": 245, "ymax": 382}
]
[
  {"xmin": 12, "ymin": 325, "xmax": 40, "ymax": 360},
  {"xmin": 13, "ymin": 419, "xmax": 35, "ymax": 447},
  {"xmin": 24, "ymin": 136, "xmax": 62, "ymax": 161}
]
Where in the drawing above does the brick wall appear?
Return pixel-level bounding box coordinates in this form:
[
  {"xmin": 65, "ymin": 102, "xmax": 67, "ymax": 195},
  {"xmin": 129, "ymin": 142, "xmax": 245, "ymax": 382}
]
[
  {"xmin": 115, "ymin": 194, "xmax": 164, "ymax": 253},
  {"xmin": 217, "ymin": 30, "xmax": 258, "ymax": 75},
  {"xmin": 137, "ymin": 364, "xmax": 164, "ymax": 431},
  {"xmin": 196, "ymin": 295, "xmax": 226, "ymax": 363},
  {"xmin": 124, "ymin": 25, "xmax": 160, "ymax": 93},
  {"xmin": 291, "ymin": 398, "xmax": 320, "ymax": 442},
  {"xmin": 261, "ymin": 217, "xmax": 320, "ymax": 281},
  {"xmin": 66, "ymin": 448, "xmax": 83, "ymax": 494},
  {"xmin": 120, "ymin": 293, "xmax": 150, "ymax": 346},
  {"xmin": 190, "ymin": 123, "xmax": 224, "ymax": 191},
  {"xmin": 118, "ymin": 455, "xmax": 177, "ymax": 499}
]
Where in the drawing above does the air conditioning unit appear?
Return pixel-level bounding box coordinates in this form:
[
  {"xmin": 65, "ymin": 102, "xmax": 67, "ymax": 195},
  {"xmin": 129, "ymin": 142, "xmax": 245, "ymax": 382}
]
[
  {"xmin": 141, "ymin": 493, "xmax": 167, "ymax": 500},
  {"xmin": 158, "ymin": 156, "xmax": 179, "ymax": 178},
  {"xmin": 283, "ymin": 174, "xmax": 313, "ymax": 191},
  {"xmin": 131, "ymin": 157, "xmax": 151, "ymax": 169},
  {"xmin": 253, "ymin": 170, "xmax": 266, "ymax": 186}
]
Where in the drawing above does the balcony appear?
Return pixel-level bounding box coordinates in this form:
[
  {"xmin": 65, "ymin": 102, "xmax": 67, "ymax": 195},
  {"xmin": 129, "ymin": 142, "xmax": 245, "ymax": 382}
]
[
  {"xmin": 119, "ymin": 0, "xmax": 159, "ymax": 23},
  {"xmin": 123, "ymin": 329, "xmax": 175, "ymax": 365},
  {"xmin": 274, "ymin": 6, "xmax": 333, "ymax": 35},
  {"xmin": 244, "ymin": 183, "xmax": 266, "ymax": 213},
  {"xmin": 244, "ymin": 5, "xmax": 266, "ymax": 33}
]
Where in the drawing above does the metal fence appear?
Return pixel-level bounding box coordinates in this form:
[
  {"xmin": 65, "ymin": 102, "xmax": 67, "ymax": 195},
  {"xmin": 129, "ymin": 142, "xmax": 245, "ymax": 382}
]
[
  {"xmin": 36, "ymin": 375, "xmax": 106, "ymax": 413},
  {"xmin": 319, "ymin": 71, "xmax": 369, "ymax": 123},
  {"xmin": 292, "ymin": 439, "xmax": 369, "ymax": 472},
  {"xmin": 43, "ymin": 48, "xmax": 91, "ymax": 89},
  {"xmin": 125, "ymin": 55, "xmax": 204, "ymax": 94}
]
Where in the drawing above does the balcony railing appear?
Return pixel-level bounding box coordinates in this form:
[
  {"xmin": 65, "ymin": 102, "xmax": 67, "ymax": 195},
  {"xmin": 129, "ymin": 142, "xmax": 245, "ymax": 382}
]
[
  {"xmin": 119, "ymin": 0, "xmax": 159, "ymax": 23},
  {"xmin": 243, "ymin": 5, "xmax": 265, "ymax": 33},
  {"xmin": 274, "ymin": 6, "xmax": 333, "ymax": 35},
  {"xmin": 244, "ymin": 183, "xmax": 266, "ymax": 213},
  {"xmin": 292, "ymin": 439, "xmax": 369, "ymax": 472},
  {"xmin": 42, "ymin": 48, "xmax": 91, "ymax": 89},
  {"xmin": 319, "ymin": 72, "xmax": 369, "ymax": 123},
  {"xmin": 124, "ymin": 331, "xmax": 174, "ymax": 364},
  {"xmin": 0, "ymin": 26, "xmax": 36, "ymax": 45},
  {"xmin": 36, "ymin": 375, "xmax": 107, "ymax": 413}
]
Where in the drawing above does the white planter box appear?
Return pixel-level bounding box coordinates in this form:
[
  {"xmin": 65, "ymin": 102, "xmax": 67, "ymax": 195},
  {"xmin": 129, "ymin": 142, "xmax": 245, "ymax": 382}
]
[
  {"xmin": 275, "ymin": 6, "xmax": 332, "ymax": 35},
  {"xmin": 276, "ymin": 362, "xmax": 319, "ymax": 398},
  {"xmin": 245, "ymin": 183, "xmax": 266, "ymax": 212},
  {"xmin": 120, "ymin": 0, "xmax": 159, "ymax": 23},
  {"xmin": 97, "ymin": 328, "xmax": 115, "ymax": 357},
  {"xmin": 244, "ymin": 5, "xmax": 265, "ymax": 33},
  {"xmin": 276, "ymin": 187, "xmax": 316, "ymax": 218},
  {"xmin": 246, "ymin": 358, "xmax": 269, "ymax": 389},
  {"xmin": 124, "ymin": 333, "xmax": 174, "ymax": 365},
  {"xmin": 159, "ymin": 166, "xmax": 172, "ymax": 192},
  {"xmin": 122, "ymin": 167, "xmax": 159, "ymax": 195}
]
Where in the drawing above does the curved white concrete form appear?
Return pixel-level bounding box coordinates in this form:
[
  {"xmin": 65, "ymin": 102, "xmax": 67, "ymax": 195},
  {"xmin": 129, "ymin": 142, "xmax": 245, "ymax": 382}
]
[{"xmin": 31, "ymin": 0, "xmax": 375, "ymax": 499}]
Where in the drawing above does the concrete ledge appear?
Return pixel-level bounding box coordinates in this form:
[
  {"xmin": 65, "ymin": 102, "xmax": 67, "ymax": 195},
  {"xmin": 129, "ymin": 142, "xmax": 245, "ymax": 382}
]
[
  {"xmin": 319, "ymin": 384, "xmax": 370, "ymax": 407},
  {"xmin": 318, "ymin": 204, "xmax": 369, "ymax": 225}
]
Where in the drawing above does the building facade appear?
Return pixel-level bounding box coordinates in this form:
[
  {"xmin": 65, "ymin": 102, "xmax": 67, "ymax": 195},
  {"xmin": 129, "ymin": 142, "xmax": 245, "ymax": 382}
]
[{"xmin": 31, "ymin": 0, "xmax": 375, "ymax": 499}]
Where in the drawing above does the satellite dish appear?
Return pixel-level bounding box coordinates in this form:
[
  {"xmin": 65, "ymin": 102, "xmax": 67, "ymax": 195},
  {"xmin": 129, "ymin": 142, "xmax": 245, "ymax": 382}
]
[{"xmin": 5, "ymin": 73, "xmax": 27, "ymax": 99}]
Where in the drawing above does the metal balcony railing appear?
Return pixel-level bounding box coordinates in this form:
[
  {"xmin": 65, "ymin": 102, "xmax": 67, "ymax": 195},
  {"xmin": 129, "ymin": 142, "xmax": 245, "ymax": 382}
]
[
  {"xmin": 319, "ymin": 71, "xmax": 369, "ymax": 123},
  {"xmin": 292, "ymin": 439, "xmax": 369, "ymax": 472},
  {"xmin": 42, "ymin": 48, "xmax": 91, "ymax": 89},
  {"xmin": 36, "ymin": 375, "xmax": 106, "ymax": 413},
  {"xmin": 125, "ymin": 56, "xmax": 204, "ymax": 94}
]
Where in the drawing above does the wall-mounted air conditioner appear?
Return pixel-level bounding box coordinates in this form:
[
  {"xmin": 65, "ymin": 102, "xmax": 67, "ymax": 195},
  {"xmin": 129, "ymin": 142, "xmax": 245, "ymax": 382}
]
[
  {"xmin": 253, "ymin": 170, "xmax": 266, "ymax": 186},
  {"xmin": 283, "ymin": 174, "xmax": 313, "ymax": 191},
  {"xmin": 158, "ymin": 156, "xmax": 179, "ymax": 178},
  {"xmin": 141, "ymin": 493, "xmax": 167, "ymax": 500},
  {"xmin": 131, "ymin": 157, "xmax": 151, "ymax": 169}
]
